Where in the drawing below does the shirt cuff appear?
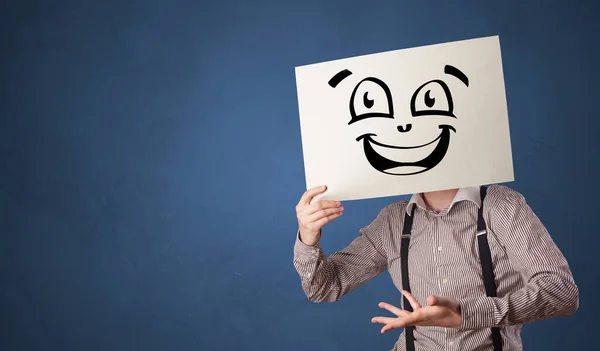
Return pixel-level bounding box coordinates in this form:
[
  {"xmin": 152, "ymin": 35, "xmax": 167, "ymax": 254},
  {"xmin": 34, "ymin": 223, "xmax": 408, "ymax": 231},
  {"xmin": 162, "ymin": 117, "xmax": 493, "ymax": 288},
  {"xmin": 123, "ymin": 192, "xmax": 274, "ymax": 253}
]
[
  {"xmin": 458, "ymin": 296, "xmax": 496, "ymax": 330},
  {"xmin": 294, "ymin": 230, "xmax": 322, "ymax": 261}
]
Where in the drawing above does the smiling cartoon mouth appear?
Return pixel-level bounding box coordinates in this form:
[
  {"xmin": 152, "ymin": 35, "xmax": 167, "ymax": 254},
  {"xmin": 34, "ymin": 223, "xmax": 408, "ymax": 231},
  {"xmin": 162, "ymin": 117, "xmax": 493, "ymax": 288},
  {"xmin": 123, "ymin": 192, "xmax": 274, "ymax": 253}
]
[{"xmin": 356, "ymin": 125, "xmax": 456, "ymax": 175}]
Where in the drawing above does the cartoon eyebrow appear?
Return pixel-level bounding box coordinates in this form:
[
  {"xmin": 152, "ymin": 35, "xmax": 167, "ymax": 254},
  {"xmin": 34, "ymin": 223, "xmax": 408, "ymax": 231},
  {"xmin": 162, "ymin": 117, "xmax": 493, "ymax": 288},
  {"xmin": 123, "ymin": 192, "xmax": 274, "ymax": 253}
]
[
  {"xmin": 328, "ymin": 69, "xmax": 353, "ymax": 88},
  {"xmin": 444, "ymin": 65, "xmax": 469, "ymax": 87}
]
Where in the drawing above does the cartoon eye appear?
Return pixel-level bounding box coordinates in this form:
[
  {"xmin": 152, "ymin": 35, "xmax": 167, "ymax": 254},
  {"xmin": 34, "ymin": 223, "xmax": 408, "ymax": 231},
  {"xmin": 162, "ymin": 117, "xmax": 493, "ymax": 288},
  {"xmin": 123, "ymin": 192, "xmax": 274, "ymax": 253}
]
[
  {"xmin": 349, "ymin": 77, "xmax": 394, "ymax": 124},
  {"xmin": 410, "ymin": 80, "xmax": 455, "ymax": 117}
]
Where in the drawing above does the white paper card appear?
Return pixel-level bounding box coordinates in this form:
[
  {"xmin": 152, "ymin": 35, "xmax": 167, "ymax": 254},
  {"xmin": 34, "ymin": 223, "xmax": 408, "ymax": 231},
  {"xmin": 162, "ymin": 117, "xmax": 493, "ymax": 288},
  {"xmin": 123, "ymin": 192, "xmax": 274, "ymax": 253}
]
[{"xmin": 295, "ymin": 35, "xmax": 514, "ymax": 201}]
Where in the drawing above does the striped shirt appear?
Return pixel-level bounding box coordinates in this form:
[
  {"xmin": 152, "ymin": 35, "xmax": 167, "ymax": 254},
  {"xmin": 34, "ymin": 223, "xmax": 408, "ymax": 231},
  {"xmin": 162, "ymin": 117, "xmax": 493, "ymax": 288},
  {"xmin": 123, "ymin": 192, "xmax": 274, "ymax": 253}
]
[{"xmin": 293, "ymin": 185, "xmax": 579, "ymax": 351}]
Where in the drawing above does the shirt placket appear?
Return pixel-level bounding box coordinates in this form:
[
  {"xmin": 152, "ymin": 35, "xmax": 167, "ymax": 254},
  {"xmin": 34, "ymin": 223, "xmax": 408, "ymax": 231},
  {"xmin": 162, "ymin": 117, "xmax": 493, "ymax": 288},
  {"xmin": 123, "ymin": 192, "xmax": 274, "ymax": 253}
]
[
  {"xmin": 432, "ymin": 212, "xmax": 442, "ymax": 294},
  {"xmin": 433, "ymin": 211, "xmax": 458, "ymax": 351}
]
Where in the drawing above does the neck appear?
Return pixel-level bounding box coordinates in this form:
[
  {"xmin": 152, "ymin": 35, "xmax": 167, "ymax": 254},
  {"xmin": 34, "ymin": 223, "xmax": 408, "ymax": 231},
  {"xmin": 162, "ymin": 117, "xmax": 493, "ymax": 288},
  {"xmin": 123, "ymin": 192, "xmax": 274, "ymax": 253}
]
[{"xmin": 422, "ymin": 188, "xmax": 459, "ymax": 213}]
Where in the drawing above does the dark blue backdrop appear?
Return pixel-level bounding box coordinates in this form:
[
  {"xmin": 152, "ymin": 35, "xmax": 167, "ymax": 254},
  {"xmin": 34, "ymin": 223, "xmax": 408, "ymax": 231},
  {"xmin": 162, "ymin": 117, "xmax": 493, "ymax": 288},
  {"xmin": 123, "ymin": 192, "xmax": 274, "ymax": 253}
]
[{"xmin": 1, "ymin": 0, "xmax": 598, "ymax": 350}]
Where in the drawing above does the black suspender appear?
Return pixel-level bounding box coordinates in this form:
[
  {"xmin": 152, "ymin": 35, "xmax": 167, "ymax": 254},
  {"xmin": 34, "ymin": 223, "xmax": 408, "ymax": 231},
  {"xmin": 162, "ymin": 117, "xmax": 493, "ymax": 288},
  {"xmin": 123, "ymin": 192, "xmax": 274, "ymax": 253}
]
[
  {"xmin": 401, "ymin": 204, "xmax": 417, "ymax": 351},
  {"xmin": 401, "ymin": 186, "xmax": 502, "ymax": 351},
  {"xmin": 476, "ymin": 186, "xmax": 503, "ymax": 351}
]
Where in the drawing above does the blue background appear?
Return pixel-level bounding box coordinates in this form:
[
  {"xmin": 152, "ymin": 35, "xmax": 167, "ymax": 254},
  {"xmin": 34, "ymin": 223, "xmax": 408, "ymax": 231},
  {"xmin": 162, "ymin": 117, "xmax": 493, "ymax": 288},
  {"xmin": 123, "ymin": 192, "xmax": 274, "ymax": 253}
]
[{"xmin": 1, "ymin": 0, "xmax": 598, "ymax": 350}]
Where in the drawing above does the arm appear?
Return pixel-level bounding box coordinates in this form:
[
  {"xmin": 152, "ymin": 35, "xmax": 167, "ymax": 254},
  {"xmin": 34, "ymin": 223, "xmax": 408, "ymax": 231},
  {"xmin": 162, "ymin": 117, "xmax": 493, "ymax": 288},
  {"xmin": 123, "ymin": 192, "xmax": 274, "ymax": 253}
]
[
  {"xmin": 458, "ymin": 190, "xmax": 579, "ymax": 330},
  {"xmin": 293, "ymin": 208, "xmax": 389, "ymax": 302}
]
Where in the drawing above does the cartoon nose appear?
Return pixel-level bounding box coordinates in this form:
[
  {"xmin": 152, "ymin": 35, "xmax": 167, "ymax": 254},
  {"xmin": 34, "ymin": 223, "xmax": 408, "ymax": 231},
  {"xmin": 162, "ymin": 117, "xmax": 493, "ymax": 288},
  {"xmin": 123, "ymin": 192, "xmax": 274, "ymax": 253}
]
[{"xmin": 397, "ymin": 124, "xmax": 412, "ymax": 133}]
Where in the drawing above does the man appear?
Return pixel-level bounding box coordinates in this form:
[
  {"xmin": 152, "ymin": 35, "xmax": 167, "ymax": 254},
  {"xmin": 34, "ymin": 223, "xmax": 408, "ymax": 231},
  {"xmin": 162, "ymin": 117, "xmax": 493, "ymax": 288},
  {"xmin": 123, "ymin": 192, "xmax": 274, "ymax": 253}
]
[{"xmin": 293, "ymin": 184, "xmax": 578, "ymax": 351}]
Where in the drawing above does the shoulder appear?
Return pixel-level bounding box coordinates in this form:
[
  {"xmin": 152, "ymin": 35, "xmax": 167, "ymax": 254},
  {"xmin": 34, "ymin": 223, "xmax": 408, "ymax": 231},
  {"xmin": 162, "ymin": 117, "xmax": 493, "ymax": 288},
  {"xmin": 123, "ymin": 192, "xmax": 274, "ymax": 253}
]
[
  {"xmin": 484, "ymin": 184, "xmax": 527, "ymax": 211},
  {"xmin": 362, "ymin": 199, "xmax": 410, "ymax": 227},
  {"xmin": 381, "ymin": 199, "xmax": 411, "ymax": 229},
  {"xmin": 381, "ymin": 199, "xmax": 410, "ymax": 218},
  {"xmin": 484, "ymin": 185, "xmax": 537, "ymax": 236}
]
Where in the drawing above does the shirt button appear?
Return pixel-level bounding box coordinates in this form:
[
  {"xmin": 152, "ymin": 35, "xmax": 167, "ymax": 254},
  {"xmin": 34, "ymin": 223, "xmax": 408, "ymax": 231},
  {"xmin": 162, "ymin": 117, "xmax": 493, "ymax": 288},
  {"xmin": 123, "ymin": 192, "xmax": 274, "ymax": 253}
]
[
  {"xmin": 443, "ymin": 278, "xmax": 448, "ymax": 284},
  {"xmin": 437, "ymin": 246, "xmax": 442, "ymax": 251},
  {"xmin": 449, "ymin": 341, "xmax": 454, "ymax": 346}
]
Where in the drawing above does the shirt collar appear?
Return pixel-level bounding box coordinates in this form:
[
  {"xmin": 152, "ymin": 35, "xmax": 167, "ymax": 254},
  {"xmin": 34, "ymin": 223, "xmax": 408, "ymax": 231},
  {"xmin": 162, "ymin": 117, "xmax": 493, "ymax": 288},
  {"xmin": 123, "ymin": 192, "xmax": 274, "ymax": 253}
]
[{"xmin": 406, "ymin": 186, "xmax": 481, "ymax": 214}]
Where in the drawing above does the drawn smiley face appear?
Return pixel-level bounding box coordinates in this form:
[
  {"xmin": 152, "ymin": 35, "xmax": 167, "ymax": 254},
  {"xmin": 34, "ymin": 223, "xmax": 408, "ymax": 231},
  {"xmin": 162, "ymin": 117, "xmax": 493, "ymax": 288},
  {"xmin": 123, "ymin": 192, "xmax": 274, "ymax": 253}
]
[{"xmin": 329, "ymin": 65, "xmax": 469, "ymax": 175}]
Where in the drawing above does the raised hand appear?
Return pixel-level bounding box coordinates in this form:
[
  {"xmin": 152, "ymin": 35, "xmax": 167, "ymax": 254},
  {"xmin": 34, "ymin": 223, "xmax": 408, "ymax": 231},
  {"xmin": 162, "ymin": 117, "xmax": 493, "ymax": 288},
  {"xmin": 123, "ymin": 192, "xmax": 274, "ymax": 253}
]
[
  {"xmin": 296, "ymin": 185, "xmax": 344, "ymax": 246},
  {"xmin": 371, "ymin": 290, "xmax": 462, "ymax": 334}
]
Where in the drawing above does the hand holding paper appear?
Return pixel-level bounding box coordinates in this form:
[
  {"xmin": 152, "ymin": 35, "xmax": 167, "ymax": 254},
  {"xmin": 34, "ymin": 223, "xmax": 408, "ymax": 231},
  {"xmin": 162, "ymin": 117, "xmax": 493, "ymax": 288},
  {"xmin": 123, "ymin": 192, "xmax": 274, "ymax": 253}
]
[{"xmin": 296, "ymin": 186, "xmax": 344, "ymax": 246}]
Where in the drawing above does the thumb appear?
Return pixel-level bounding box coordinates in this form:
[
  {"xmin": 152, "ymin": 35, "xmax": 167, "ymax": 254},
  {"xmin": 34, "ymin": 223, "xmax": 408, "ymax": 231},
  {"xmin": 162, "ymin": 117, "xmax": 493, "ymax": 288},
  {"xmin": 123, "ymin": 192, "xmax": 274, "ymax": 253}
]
[{"xmin": 428, "ymin": 295, "xmax": 449, "ymax": 307}]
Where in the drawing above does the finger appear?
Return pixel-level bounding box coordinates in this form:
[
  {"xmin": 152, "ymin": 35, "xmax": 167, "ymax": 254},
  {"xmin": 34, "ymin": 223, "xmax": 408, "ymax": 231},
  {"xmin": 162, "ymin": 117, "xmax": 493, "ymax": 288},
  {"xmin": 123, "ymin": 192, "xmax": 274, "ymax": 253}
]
[
  {"xmin": 312, "ymin": 212, "xmax": 343, "ymax": 228},
  {"xmin": 306, "ymin": 200, "xmax": 342, "ymax": 215},
  {"xmin": 401, "ymin": 290, "xmax": 422, "ymax": 309},
  {"xmin": 307, "ymin": 207, "xmax": 344, "ymax": 223},
  {"xmin": 378, "ymin": 302, "xmax": 407, "ymax": 317},
  {"xmin": 371, "ymin": 316, "xmax": 397, "ymax": 325},
  {"xmin": 428, "ymin": 295, "xmax": 459, "ymax": 312},
  {"xmin": 298, "ymin": 186, "xmax": 327, "ymax": 206},
  {"xmin": 428, "ymin": 295, "xmax": 450, "ymax": 307},
  {"xmin": 380, "ymin": 320, "xmax": 405, "ymax": 334}
]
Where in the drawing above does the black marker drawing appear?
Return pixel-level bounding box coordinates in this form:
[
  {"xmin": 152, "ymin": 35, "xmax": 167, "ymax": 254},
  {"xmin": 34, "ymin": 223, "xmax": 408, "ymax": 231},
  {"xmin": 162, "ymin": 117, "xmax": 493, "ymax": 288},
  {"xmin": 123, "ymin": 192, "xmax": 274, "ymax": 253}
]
[
  {"xmin": 410, "ymin": 80, "xmax": 455, "ymax": 118},
  {"xmin": 328, "ymin": 69, "xmax": 353, "ymax": 88},
  {"xmin": 330, "ymin": 65, "xmax": 469, "ymax": 176},
  {"xmin": 349, "ymin": 77, "xmax": 394, "ymax": 124}
]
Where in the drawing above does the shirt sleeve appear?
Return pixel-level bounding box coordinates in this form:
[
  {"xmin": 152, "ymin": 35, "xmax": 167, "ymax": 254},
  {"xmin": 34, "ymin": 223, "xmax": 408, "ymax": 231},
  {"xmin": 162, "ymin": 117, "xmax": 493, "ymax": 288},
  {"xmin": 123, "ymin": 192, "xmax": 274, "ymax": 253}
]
[
  {"xmin": 458, "ymin": 190, "xmax": 579, "ymax": 330},
  {"xmin": 293, "ymin": 207, "xmax": 389, "ymax": 302}
]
